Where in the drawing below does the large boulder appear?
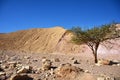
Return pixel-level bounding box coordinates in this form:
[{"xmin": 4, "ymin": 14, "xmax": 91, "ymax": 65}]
[
  {"xmin": 55, "ymin": 63, "xmax": 96, "ymax": 80},
  {"xmin": 55, "ymin": 63, "xmax": 84, "ymax": 80}
]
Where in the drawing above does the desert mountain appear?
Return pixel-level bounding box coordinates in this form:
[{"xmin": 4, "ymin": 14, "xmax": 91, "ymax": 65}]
[
  {"xmin": 0, "ymin": 25, "xmax": 120, "ymax": 54},
  {"xmin": 0, "ymin": 26, "xmax": 88, "ymax": 54}
]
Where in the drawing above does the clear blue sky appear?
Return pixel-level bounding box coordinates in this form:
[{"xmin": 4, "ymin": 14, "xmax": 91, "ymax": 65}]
[{"xmin": 0, "ymin": 0, "xmax": 120, "ymax": 33}]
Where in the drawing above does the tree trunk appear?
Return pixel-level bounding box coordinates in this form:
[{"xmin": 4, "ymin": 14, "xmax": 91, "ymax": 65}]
[
  {"xmin": 93, "ymin": 46, "xmax": 98, "ymax": 63},
  {"xmin": 94, "ymin": 53, "xmax": 98, "ymax": 63},
  {"xmin": 87, "ymin": 42, "xmax": 99, "ymax": 63}
]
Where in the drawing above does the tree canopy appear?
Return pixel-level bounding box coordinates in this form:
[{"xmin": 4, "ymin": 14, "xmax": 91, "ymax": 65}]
[{"xmin": 71, "ymin": 23, "xmax": 120, "ymax": 63}]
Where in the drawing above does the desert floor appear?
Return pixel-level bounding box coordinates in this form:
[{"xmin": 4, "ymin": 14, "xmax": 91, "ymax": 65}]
[{"xmin": 0, "ymin": 51, "xmax": 120, "ymax": 80}]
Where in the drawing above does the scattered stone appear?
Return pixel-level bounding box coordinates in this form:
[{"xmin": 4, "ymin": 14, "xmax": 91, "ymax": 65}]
[
  {"xmin": 33, "ymin": 59, "xmax": 38, "ymax": 62},
  {"xmin": 8, "ymin": 61, "xmax": 17, "ymax": 69},
  {"xmin": 70, "ymin": 57, "xmax": 75, "ymax": 60},
  {"xmin": 24, "ymin": 56, "xmax": 31, "ymax": 59},
  {"xmin": 5, "ymin": 72, "xmax": 13, "ymax": 79},
  {"xmin": 84, "ymin": 70, "xmax": 89, "ymax": 73},
  {"xmin": 10, "ymin": 56, "xmax": 19, "ymax": 61},
  {"xmin": 110, "ymin": 78, "xmax": 115, "ymax": 80},
  {"xmin": 112, "ymin": 60, "xmax": 119, "ymax": 63},
  {"xmin": 55, "ymin": 63, "xmax": 84, "ymax": 78},
  {"xmin": 117, "ymin": 64, "xmax": 120, "ymax": 66},
  {"xmin": 73, "ymin": 60, "xmax": 80, "ymax": 64},
  {"xmin": 50, "ymin": 68, "xmax": 54, "ymax": 75},
  {"xmin": 53, "ymin": 58, "xmax": 60, "ymax": 62},
  {"xmin": 95, "ymin": 63, "xmax": 102, "ymax": 66},
  {"xmin": 26, "ymin": 59, "xmax": 31, "ymax": 64},
  {"xmin": 105, "ymin": 76, "xmax": 113, "ymax": 80},
  {"xmin": 42, "ymin": 59, "xmax": 52, "ymax": 71},
  {"xmin": 1, "ymin": 64, "xmax": 9, "ymax": 69},
  {"xmin": 16, "ymin": 64, "xmax": 23, "ymax": 70},
  {"xmin": 0, "ymin": 61, "xmax": 3, "ymax": 64},
  {"xmin": 96, "ymin": 59, "xmax": 110, "ymax": 66},
  {"xmin": 99, "ymin": 74, "xmax": 107, "ymax": 77},
  {"xmin": 97, "ymin": 76, "xmax": 105, "ymax": 80},
  {"xmin": 10, "ymin": 74, "xmax": 33, "ymax": 80},
  {"xmin": 35, "ymin": 68, "xmax": 42, "ymax": 74},
  {"xmin": 86, "ymin": 60, "xmax": 89, "ymax": 63},
  {"xmin": 0, "ymin": 72, "xmax": 6, "ymax": 76},
  {"xmin": 0, "ymin": 75, "xmax": 6, "ymax": 80},
  {"xmin": 115, "ymin": 77, "xmax": 120, "ymax": 80},
  {"xmin": 0, "ymin": 67, "xmax": 4, "ymax": 71},
  {"xmin": 17, "ymin": 66, "xmax": 33, "ymax": 74},
  {"xmin": 0, "ymin": 72, "xmax": 6, "ymax": 80},
  {"xmin": 45, "ymin": 72, "xmax": 51, "ymax": 77}
]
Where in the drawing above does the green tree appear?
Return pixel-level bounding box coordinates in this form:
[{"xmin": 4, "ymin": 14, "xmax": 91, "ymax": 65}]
[{"xmin": 71, "ymin": 24, "xmax": 120, "ymax": 63}]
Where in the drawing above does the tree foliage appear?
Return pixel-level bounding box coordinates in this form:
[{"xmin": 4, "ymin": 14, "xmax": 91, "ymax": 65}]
[{"xmin": 71, "ymin": 23, "xmax": 120, "ymax": 63}]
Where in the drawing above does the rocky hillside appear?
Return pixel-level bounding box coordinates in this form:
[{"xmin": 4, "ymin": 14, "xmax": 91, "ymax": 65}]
[{"xmin": 0, "ymin": 25, "xmax": 120, "ymax": 54}]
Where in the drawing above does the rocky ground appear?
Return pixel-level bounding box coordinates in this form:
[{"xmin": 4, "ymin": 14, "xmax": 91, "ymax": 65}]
[{"xmin": 0, "ymin": 50, "xmax": 120, "ymax": 80}]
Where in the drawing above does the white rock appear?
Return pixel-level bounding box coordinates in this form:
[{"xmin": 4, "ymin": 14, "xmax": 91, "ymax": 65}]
[
  {"xmin": 112, "ymin": 60, "xmax": 119, "ymax": 63},
  {"xmin": 24, "ymin": 56, "xmax": 30, "ymax": 59},
  {"xmin": 97, "ymin": 77, "xmax": 105, "ymax": 80},
  {"xmin": 117, "ymin": 64, "xmax": 120, "ymax": 66},
  {"xmin": 95, "ymin": 63, "xmax": 102, "ymax": 66},
  {"xmin": 84, "ymin": 70, "xmax": 89, "ymax": 73},
  {"xmin": 0, "ymin": 72, "xmax": 5, "ymax": 76},
  {"xmin": 17, "ymin": 66, "xmax": 32, "ymax": 73}
]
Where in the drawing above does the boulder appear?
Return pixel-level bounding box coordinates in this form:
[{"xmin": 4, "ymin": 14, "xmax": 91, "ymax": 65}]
[
  {"xmin": 10, "ymin": 74, "xmax": 33, "ymax": 80},
  {"xmin": 55, "ymin": 63, "xmax": 83, "ymax": 78},
  {"xmin": 55, "ymin": 63, "xmax": 96, "ymax": 80}
]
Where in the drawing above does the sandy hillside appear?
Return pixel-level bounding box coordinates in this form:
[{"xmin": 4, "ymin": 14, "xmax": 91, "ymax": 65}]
[
  {"xmin": 0, "ymin": 25, "xmax": 120, "ymax": 54},
  {"xmin": 0, "ymin": 27, "xmax": 66, "ymax": 53},
  {"xmin": 0, "ymin": 26, "xmax": 83, "ymax": 53}
]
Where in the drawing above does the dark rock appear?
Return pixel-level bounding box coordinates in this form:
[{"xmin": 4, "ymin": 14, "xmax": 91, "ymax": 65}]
[{"xmin": 10, "ymin": 74, "xmax": 33, "ymax": 80}]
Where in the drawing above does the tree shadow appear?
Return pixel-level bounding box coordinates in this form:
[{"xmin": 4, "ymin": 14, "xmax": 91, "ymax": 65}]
[{"xmin": 109, "ymin": 61, "xmax": 120, "ymax": 65}]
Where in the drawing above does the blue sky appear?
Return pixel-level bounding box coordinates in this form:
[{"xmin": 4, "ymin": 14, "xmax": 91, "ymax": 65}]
[{"xmin": 0, "ymin": 0, "xmax": 120, "ymax": 33}]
